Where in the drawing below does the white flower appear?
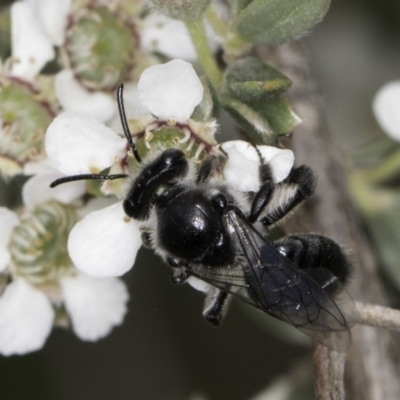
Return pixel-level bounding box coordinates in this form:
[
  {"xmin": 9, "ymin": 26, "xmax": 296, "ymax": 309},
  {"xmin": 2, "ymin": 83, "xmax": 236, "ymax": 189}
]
[
  {"xmin": 140, "ymin": 14, "xmax": 218, "ymax": 62},
  {"xmin": 46, "ymin": 60, "xmax": 205, "ymax": 277},
  {"xmin": 0, "ymin": 278, "xmax": 54, "ymax": 356},
  {"xmin": 45, "ymin": 112, "xmax": 127, "ymax": 176},
  {"xmin": 139, "ymin": 59, "xmax": 203, "ymax": 123},
  {"xmin": 55, "ymin": 70, "xmax": 116, "ymax": 124},
  {"xmin": 46, "ymin": 60, "xmax": 204, "ymax": 177},
  {"xmin": 10, "ymin": 0, "xmax": 71, "ymax": 81},
  {"xmin": 373, "ymin": 81, "xmax": 400, "ymax": 141},
  {"xmin": 60, "ymin": 273, "xmax": 129, "ymax": 341},
  {"xmin": 68, "ymin": 202, "xmax": 142, "ymax": 277},
  {"xmin": 0, "ymin": 273, "xmax": 129, "ymax": 355},
  {"xmin": 0, "ymin": 184, "xmax": 129, "ymax": 355},
  {"xmin": 22, "ymin": 170, "xmax": 86, "ymax": 210},
  {"xmin": 221, "ymin": 140, "xmax": 295, "ymax": 192}
]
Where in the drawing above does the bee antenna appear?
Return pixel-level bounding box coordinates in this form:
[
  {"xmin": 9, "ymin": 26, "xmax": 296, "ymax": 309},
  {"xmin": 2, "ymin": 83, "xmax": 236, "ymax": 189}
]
[
  {"xmin": 50, "ymin": 174, "xmax": 129, "ymax": 188},
  {"xmin": 117, "ymin": 83, "xmax": 142, "ymax": 164}
]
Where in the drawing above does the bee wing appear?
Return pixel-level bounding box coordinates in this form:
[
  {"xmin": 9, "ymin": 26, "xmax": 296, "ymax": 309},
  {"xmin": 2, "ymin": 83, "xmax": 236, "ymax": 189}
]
[{"xmin": 188, "ymin": 210, "xmax": 359, "ymax": 352}]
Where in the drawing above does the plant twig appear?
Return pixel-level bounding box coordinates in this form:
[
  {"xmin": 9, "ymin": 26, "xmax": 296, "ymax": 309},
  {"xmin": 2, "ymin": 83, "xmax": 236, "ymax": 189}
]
[
  {"xmin": 186, "ymin": 17, "xmax": 223, "ymax": 88},
  {"xmin": 314, "ymin": 344, "xmax": 346, "ymax": 400},
  {"xmin": 357, "ymin": 302, "xmax": 400, "ymax": 330}
]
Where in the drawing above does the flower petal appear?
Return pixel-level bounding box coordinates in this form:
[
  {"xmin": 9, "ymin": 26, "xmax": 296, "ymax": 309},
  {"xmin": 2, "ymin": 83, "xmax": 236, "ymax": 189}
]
[
  {"xmin": 221, "ymin": 140, "xmax": 294, "ymax": 192},
  {"xmin": 138, "ymin": 59, "xmax": 203, "ymax": 123},
  {"xmin": 29, "ymin": 0, "xmax": 71, "ymax": 46},
  {"xmin": 22, "ymin": 172, "xmax": 85, "ymax": 210},
  {"xmin": 61, "ymin": 273, "xmax": 128, "ymax": 341},
  {"xmin": 0, "ymin": 208, "xmax": 19, "ymax": 272},
  {"xmin": 55, "ymin": 70, "xmax": 116, "ymax": 123},
  {"xmin": 10, "ymin": 1, "xmax": 55, "ymax": 81},
  {"xmin": 77, "ymin": 197, "xmax": 118, "ymax": 219},
  {"xmin": 141, "ymin": 14, "xmax": 198, "ymax": 61},
  {"xmin": 0, "ymin": 279, "xmax": 54, "ymax": 356},
  {"xmin": 373, "ymin": 81, "xmax": 400, "ymax": 141},
  {"xmin": 186, "ymin": 277, "xmax": 212, "ymax": 293},
  {"xmin": 45, "ymin": 112, "xmax": 126, "ymax": 175},
  {"xmin": 23, "ymin": 158, "xmax": 58, "ymax": 175},
  {"xmin": 68, "ymin": 201, "xmax": 142, "ymax": 277}
]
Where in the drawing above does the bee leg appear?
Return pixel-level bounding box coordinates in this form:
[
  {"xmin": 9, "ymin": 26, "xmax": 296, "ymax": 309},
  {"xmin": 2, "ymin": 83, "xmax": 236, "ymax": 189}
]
[
  {"xmin": 167, "ymin": 257, "xmax": 188, "ymax": 284},
  {"xmin": 202, "ymin": 288, "xmax": 231, "ymax": 327},
  {"xmin": 196, "ymin": 155, "xmax": 219, "ymax": 183},
  {"xmin": 256, "ymin": 165, "xmax": 316, "ymax": 227},
  {"xmin": 140, "ymin": 231, "xmax": 152, "ymax": 249},
  {"xmin": 273, "ymin": 234, "xmax": 352, "ymax": 285},
  {"xmin": 248, "ymin": 164, "xmax": 275, "ymax": 223}
]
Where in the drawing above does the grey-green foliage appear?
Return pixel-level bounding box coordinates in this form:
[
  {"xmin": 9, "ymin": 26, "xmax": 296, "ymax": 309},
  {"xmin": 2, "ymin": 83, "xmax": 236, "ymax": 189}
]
[
  {"xmin": 148, "ymin": 0, "xmax": 210, "ymax": 21},
  {"xmin": 221, "ymin": 58, "xmax": 298, "ymax": 145},
  {"xmin": 236, "ymin": 0, "xmax": 331, "ymax": 44}
]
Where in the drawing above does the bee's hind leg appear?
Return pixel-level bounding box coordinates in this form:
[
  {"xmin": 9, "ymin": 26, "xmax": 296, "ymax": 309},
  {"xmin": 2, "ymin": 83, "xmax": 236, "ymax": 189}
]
[
  {"xmin": 250, "ymin": 163, "xmax": 317, "ymax": 227},
  {"xmin": 202, "ymin": 287, "xmax": 231, "ymax": 327}
]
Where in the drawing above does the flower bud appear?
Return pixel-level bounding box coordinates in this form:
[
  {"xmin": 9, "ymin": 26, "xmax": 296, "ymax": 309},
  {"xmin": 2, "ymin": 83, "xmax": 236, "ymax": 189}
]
[
  {"xmin": 148, "ymin": 0, "xmax": 210, "ymax": 21},
  {"xmin": 0, "ymin": 78, "xmax": 54, "ymax": 175},
  {"xmin": 9, "ymin": 201, "xmax": 77, "ymax": 284},
  {"xmin": 63, "ymin": 6, "xmax": 137, "ymax": 91}
]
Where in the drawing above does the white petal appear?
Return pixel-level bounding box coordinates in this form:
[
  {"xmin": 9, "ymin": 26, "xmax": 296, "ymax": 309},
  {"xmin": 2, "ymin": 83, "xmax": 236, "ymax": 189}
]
[
  {"xmin": 68, "ymin": 201, "xmax": 142, "ymax": 277},
  {"xmin": 10, "ymin": 1, "xmax": 55, "ymax": 81},
  {"xmin": 77, "ymin": 197, "xmax": 118, "ymax": 219},
  {"xmin": 29, "ymin": 0, "xmax": 71, "ymax": 46},
  {"xmin": 55, "ymin": 70, "xmax": 116, "ymax": 123},
  {"xmin": 138, "ymin": 59, "xmax": 203, "ymax": 122},
  {"xmin": 186, "ymin": 277, "xmax": 212, "ymax": 293},
  {"xmin": 22, "ymin": 172, "xmax": 85, "ymax": 210},
  {"xmin": 0, "ymin": 279, "xmax": 54, "ymax": 356},
  {"xmin": 61, "ymin": 273, "xmax": 128, "ymax": 341},
  {"xmin": 0, "ymin": 208, "xmax": 19, "ymax": 272},
  {"xmin": 141, "ymin": 14, "xmax": 198, "ymax": 61},
  {"xmin": 23, "ymin": 158, "xmax": 58, "ymax": 175},
  {"xmin": 45, "ymin": 112, "xmax": 126, "ymax": 175},
  {"xmin": 221, "ymin": 141, "xmax": 294, "ymax": 192},
  {"xmin": 373, "ymin": 81, "xmax": 400, "ymax": 141}
]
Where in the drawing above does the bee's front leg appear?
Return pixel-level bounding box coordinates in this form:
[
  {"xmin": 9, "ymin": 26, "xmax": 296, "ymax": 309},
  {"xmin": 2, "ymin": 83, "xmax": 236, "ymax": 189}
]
[
  {"xmin": 166, "ymin": 257, "xmax": 188, "ymax": 284},
  {"xmin": 202, "ymin": 287, "xmax": 231, "ymax": 327}
]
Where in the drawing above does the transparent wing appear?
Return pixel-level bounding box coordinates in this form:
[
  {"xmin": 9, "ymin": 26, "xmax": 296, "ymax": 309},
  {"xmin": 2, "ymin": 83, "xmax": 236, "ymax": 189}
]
[{"xmin": 186, "ymin": 209, "xmax": 359, "ymax": 352}]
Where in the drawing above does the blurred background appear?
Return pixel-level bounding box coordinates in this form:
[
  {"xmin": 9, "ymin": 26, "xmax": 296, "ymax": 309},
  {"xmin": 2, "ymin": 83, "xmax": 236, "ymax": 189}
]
[{"xmin": 1, "ymin": 0, "xmax": 400, "ymax": 399}]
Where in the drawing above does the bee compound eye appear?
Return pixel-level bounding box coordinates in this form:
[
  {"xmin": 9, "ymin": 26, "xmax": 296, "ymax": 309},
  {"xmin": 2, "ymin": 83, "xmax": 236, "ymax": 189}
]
[{"xmin": 123, "ymin": 198, "xmax": 135, "ymax": 218}]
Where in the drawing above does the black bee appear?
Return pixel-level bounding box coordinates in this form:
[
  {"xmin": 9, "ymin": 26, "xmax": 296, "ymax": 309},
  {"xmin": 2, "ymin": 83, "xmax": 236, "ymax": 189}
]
[{"xmin": 51, "ymin": 84, "xmax": 359, "ymax": 352}]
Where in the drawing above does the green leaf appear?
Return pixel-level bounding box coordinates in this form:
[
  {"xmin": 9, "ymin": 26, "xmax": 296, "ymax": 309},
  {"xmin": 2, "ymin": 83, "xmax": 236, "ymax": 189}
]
[
  {"xmin": 221, "ymin": 94, "xmax": 300, "ymax": 145},
  {"xmin": 225, "ymin": 57, "xmax": 292, "ymax": 101},
  {"xmin": 363, "ymin": 210, "xmax": 400, "ymax": 293},
  {"xmin": 248, "ymin": 96, "xmax": 300, "ymax": 135},
  {"xmin": 353, "ymin": 137, "xmax": 400, "ymax": 168},
  {"xmin": 236, "ymin": 0, "xmax": 331, "ymax": 44}
]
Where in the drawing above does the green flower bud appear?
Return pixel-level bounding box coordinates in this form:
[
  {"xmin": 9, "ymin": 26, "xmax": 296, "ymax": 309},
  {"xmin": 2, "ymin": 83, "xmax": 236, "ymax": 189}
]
[
  {"xmin": 0, "ymin": 79, "xmax": 54, "ymax": 175},
  {"xmin": 64, "ymin": 6, "xmax": 137, "ymax": 91},
  {"xmin": 9, "ymin": 201, "xmax": 78, "ymax": 284},
  {"xmin": 148, "ymin": 0, "xmax": 210, "ymax": 21}
]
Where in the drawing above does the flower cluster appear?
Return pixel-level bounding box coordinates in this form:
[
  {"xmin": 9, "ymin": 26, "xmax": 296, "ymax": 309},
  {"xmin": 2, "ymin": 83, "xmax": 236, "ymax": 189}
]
[{"xmin": 0, "ymin": 0, "xmax": 302, "ymax": 356}]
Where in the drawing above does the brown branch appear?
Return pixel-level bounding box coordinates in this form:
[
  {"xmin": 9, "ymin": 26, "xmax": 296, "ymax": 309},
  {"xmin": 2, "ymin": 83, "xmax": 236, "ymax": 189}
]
[
  {"xmin": 257, "ymin": 42, "xmax": 400, "ymax": 400},
  {"xmin": 357, "ymin": 302, "xmax": 400, "ymax": 330},
  {"xmin": 314, "ymin": 344, "xmax": 346, "ymax": 400}
]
